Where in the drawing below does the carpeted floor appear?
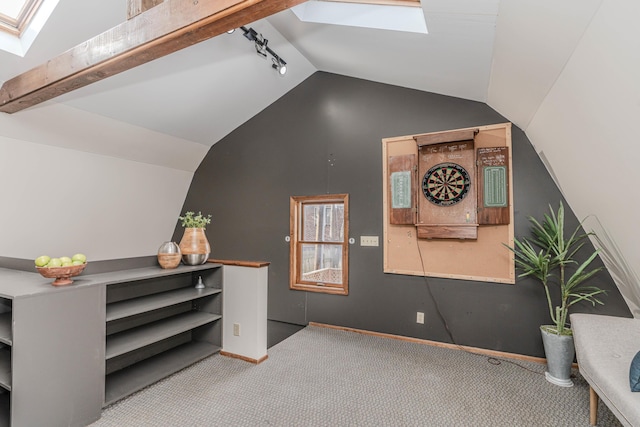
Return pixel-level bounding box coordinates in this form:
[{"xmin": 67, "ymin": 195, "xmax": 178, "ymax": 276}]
[{"xmin": 90, "ymin": 326, "xmax": 622, "ymax": 426}]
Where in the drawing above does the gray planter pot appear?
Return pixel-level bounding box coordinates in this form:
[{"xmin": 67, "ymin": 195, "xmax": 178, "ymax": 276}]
[{"xmin": 540, "ymin": 326, "xmax": 575, "ymax": 387}]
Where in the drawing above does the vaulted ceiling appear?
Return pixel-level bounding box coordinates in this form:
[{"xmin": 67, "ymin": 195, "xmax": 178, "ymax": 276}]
[
  {"xmin": 1, "ymin": 0, "xmax": 639, "ymax": 314},
  {"xmin": 3, "ymin": 0, "xmax": 501, "ymax": 159},
  {"xmin": 0, "ymin": 0, "xmax": 598, "ymax": 159}
]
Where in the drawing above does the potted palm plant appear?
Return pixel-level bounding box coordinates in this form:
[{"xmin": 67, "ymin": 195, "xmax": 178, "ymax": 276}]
[{"xmin": 506, "ymin": 202, "xmax": 606, "ymax": 386}]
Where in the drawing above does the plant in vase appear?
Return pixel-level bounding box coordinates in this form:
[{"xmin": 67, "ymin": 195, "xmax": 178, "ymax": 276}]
[
  {"xmin": 505, "ymin": 202, "xmax": 606, "ymax": 387},
  {"xmin": 178, "ymin": 211, "xmax": 212, "ymax": 265}
]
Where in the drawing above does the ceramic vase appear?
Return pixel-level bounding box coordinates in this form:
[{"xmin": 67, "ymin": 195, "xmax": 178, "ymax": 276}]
[{"xmin": 179, "ymin": 228, "xmax": 211, "ymax": 265}]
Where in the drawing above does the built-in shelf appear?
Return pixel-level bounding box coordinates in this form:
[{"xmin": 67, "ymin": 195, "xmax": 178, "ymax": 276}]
[
  {"xmin": 0, "ymin": 348, "xmax": 11, "ymax": 391},
  {"xmin": 103, "ymin": 263, "xmax": 222, "ymax": 408},
  {"xmin": 0, "ymin": 313, "xmax": 11, "ymax": 346},
  {"xmin": 0, "ymin": 263, "xmax": 225, "ymax": 425},
  {"xmin": 104, "ymin": 341, "xmax": 219, "ymax": 406},
  {"xmin": 0, "ymin": 392, "xmax": 9, "ymax": 427},
  {"xmin": 106, "ymin": 287, "xmax": 221, "ymax": 322},
  {"xmin": 105, "ymin": 311, "xmax": 221, "ymax": 360}
]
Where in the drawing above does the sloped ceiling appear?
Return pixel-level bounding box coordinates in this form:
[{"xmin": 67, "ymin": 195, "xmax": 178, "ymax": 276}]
[
  {"xmin": 269, "ymin": 0, "xmax": 498, "ymax": 102},
  {"xmin": 0, "ymin": 0, "xmax": 500, "ymax": 156},
  {"xmin": 0, "ymin": 0, "xmax": 610, "ymax": 157},
  {"xmin": 0, "ymin": 0, "xmax": 638, "ymax": 313},
  {"xmin": 487, "ymin": 0, "xmax": 603, "ymax": 129}
]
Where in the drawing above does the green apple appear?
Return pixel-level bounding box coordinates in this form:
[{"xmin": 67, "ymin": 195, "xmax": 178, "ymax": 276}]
[
  {"xmin": 35, "ymin": 255, "xmax": 50, "ymax": 267},
  {"xmin": 59, "ymin": 256, "xmax": 72, "ymax": 265},
  {"xmin": 47, "ymin": 258, "xmax": 62, "ymax": 267},
  {"xmin": 72, "ymin": 253, "xmax": 87, "ymax": 264},
  {"xmin": 71, "ymin": 260, "xmax": 84, "ymax": 266}
]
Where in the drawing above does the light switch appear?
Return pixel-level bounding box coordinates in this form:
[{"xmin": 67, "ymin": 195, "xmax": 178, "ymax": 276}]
[{"xmin": 360, "ymin": 236, "xmax": 379, "ymax": 247}]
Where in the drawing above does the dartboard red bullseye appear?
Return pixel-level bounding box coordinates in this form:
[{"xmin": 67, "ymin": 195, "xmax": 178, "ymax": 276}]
[{"xmin": 421, "ymin": 162, "xmax": 471, "ymax": 206}]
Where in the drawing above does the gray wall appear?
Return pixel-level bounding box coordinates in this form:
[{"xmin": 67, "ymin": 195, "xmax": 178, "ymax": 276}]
[{"xmin": 175, "ymin": 72, "xmax": 630, "ymax": 357}]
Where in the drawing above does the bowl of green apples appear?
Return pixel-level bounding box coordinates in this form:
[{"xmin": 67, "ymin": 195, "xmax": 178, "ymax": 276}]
[{"xmin": 35, "ymin": 253, "xmax": 87, "ymax": 286}]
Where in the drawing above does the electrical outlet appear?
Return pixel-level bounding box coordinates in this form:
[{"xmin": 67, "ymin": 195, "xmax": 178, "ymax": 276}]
[
  {"xmin": 416, "ymin": 312, "xmax": 424, "ymax": 324},
  {"xmin": 360, "ymin": 236, "xmax": 379, "ymax": 247},
  {"xmin": 233, "ymin": 323, "xmax": 241, "ymax": 336}
]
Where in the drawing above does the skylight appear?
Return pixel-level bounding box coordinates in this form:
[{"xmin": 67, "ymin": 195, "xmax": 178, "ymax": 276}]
[
  {"xmin": 291, "ymin": 0, "xmax": 427, "ymax": 34},
  {"xmin": 0, "ymin": 0, "xmax": 42, "ymax": 35},
  {"xmin": 0, "ymin": 0, "xmax": 57, "ymax": 56}
]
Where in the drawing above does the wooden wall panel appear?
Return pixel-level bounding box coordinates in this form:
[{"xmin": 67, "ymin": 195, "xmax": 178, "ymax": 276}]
[
  {"xmin": 387, "ymin": 155, "xmax": 416, "ymax": 225},
  {"xmin": 477, "ymin": 147, "xmax": 510, "ymax": 225},
  {"xmin": 382, "ymin": 123, "xmax": 515, "ymax": 283}
]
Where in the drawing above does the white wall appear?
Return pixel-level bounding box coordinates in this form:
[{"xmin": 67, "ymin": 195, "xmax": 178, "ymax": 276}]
[
  {"xmin": 490, "ymin": 0, "xmax": 640, "ymax": 316},
  {"xmin": 525, "ymin": 0, "xmax": 640, "ymax": 315},
  {"xmin": 222, "ymin": 265, "xmax": 268, "ymax": 361},
  {"xmin": 0, "ymin": 104, "xmax": 202, "ymax": 261},
  {"xmin": 488, "ymin": 0, "xmax": 602, "ymax": 129}
]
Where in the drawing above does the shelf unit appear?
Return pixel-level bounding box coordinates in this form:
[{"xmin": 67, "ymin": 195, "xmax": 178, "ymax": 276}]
[
  {"xmin": 104, "ymin": 264, "xmax": 222, "ymax": 406},
  {"xmin": 0, "ymin": 349, "xmax": 10, "ymax": 391},
  {"xmin": 0, "ymin": 313, "xmax": 11, "ymax": 346},
  {"xmin": 0, "ymin": 262, "xmax": 225, "ymax": 426},
  {"xmin": 0, "ymin": 276, "xmax": 105, "ymax": 427},
  {"xmin": 0, "ymin": 305, "xmax": 10, "ymax": 427},
  {"xmin": 0, "ymin": 394, "xmax": 7, "ymax": 427}
]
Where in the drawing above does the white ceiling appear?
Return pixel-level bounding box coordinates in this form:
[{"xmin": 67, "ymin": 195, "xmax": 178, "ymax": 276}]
[
  {"xmin": 0, "ymin": 0, "xmax": 609, "ymax": 182},
  {"xmin": 0, "ymin": 0, "xmax": 503, "ymax": 151},
  {"xmin": 0, "ymin": 0, "xmax": 614, "ymax": 174}
]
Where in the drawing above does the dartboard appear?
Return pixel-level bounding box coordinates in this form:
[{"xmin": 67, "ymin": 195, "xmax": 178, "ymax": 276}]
[{"xmin": 422, "ymin": 162, "xmax": 471, "ymax": 206}]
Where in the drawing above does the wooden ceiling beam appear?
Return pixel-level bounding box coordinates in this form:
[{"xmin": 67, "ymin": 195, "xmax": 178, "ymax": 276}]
[
  {"xmin": 0, "ymin": 0, "xmax": 305, "ymax": 114},
  {"xmin": 127, "ymin": 0, "xmax": 166, "ymax": 20}
]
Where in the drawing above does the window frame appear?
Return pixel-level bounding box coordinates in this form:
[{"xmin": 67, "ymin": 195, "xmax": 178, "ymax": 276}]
[
  {"xmin": 322, "ymin": 0, "xmax": 421, "ymax": 7},
  {"xmin": 289, "ymin": 194, "xmax": 349, "ymax": 295},
  {"xmin": 0, "ymin": 0, "xmax": 43, "ymax": 36}
]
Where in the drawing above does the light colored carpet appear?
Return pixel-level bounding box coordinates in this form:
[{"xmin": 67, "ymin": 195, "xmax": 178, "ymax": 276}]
[{"xmin": 91, "ymin": 326, "xmax": 622, "ymax": 426}]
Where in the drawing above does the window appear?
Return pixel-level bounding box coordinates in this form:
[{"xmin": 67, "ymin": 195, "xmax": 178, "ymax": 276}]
[
  {"xmin": 1, "ymin": 0, "xmax": 57, "ymax": 57},
  {"xmin": 0, "ymin": 0, "xmax": 43, "ymax": 36},
  {"xmin": 291, "ymin": 0, "xmax": 427, "ymax": 35},
  {"xmin": 290, "ymin": 194, "xmax": 349, "ymax": 295},
  {"xmin": 323, "ymin": 0, "xmax": 421, "ymax": 7}
]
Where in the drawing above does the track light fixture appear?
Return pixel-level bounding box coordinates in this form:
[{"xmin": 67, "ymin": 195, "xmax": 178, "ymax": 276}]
[
  {"xmin": 230, "ymin": 26, "xmax": 288, "ymax": 76},
  {"xmin": 272, "ymin": 56, "xmax": 287, "ymax": 75}
]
